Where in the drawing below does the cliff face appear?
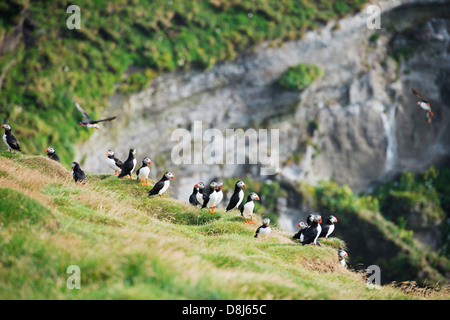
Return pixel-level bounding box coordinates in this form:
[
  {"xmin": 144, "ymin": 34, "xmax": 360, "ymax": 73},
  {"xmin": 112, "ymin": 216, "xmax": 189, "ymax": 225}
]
[{"xmin": 75, "ymin": 1, "xmax": 450, "ymax": 226}]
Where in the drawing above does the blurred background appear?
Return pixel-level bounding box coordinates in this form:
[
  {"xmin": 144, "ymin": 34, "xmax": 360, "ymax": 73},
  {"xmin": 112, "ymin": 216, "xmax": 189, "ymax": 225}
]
[{"xmin": 0, "ymin": 0, "xmax": 449, "ymax": 285}]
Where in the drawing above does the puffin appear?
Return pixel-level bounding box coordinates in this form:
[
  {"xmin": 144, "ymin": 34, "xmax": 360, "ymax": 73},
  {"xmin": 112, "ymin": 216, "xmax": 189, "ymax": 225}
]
[
  {"xmin": 118, "ymin": 148, "xmax": 137, "ymax": 179},
  {"xmin": 202, "ymin": 182, "xmax": 219, "ymax": 213},
  {"xmin": 136, "ymin": 157, "xmax": 152, "ymax": 186},
  {"xmin": 214, "ymin": 181, "xmax": 224, "ymax": 208},
  {"xmin": 1, "ymin": 123, "xmax": 21, "ymax": 153},
  {"xmin": 302, "ymin": 214, "xmax": 322, "ymax": 246},
  {"xmin": 292, "ymin": 221, "xmax": 308, "ymax": 241},
  {"xmin": 195, "ymin": 182, "xmax": 205, "ymax": 206},
  {"xmin": 148, "ymin": 172, "xmax": 175, "ymax": 198},
  {"xmin": 240, "ymin": 192, "xmax": 260, "ymax": 224},
  {"xmin": 319, "ymin": 215, "xmax": 338, "ymax": 241},
  {"xmin": 45, "ymin": 146, "xmax": 60, "ymax": 162},
  {"xmin": 189, "ymin": 184, "xmax": 200, "ymax": 206},
  {"xmin": 255, "ymin": 218, "xmax": 271, "ymax": 240},
  {"xmin": 71, "ymin": 161, "xmax": 86, "ymax": 183},
  {"xmin": 225, "ymin": 180, "xmax": 246, "ymax": 211},
  {"xmin": 75, "ymin": 102, "xmax": 116, "ymax": 129},
  {"xmin": 411, "ymin": 88, "xmax": 434, "ymax": 123},
  {"xmin": 106, "ymin": 149, "xmax": 123, "ymax": 176},
  {"xmin": 306, "ymin": 213, "xmax": 314, "ymax": 226},
  {"xmin": 338, "ymin": 248, "xmax": 348, "ymax": 267}
]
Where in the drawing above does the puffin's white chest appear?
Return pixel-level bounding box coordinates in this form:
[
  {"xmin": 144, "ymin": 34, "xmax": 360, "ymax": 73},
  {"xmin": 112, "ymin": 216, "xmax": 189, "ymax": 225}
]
[
  {"xmin": 207, "ymin": 192, "xmax": 218, "ymax": 208},
  {"xmin": 236, "ymin": 190, "xmax": 244, "ymax": 207},
  {"xmin": 258, "ymin": 227, "xmax": 271, "ymax": 239},
  {"xmin": 418, "ymin": 101, "xmax": 431, "ymax": 111},
  {"xmin": 159, "ymin": 180, "xmax": 170, "ymax": 195},
  {"xmin": 131, "ymin": 159, "xmax": 137, "ymax": 174},
  {"xmin": 138, "ymin": 166, "xmax": 150, "ymax": 179},
  {"xmin": 106, "ymin": 158, "xmax": 120, "ymax": 171},
  {"xmin": 86, "ymin": 123, "xmax": 99, "ymax": 129},
  {"xmin": 242, "ymin": 201, "xmax": 255, "ymax": 218},
  {"xmin": 313, "ymin": 224, "xmax": 322, "ymax": 244},
  {"xmin": 215, "ymin": 191, "xmax": 223, "ymax": 206},
  {"xmin": 339, "ymin": 259, "xmax": 346, "ymax": 267},
  {"xmin": 196, "ymin": 192, "xmax": 204, "ymax": 205},
  {"xmin": 326, "ymin": 224, "xmax": 335, "ymax": 238},
  {"xmin": 2, "ymin": 134, "xmax": 9, "ymax": 149}
]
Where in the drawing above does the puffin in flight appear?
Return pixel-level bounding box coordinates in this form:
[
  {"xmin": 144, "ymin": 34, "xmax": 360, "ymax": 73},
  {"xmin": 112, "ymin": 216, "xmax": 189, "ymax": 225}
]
[
  {"xmin": 136, "ymin": 157, "xmax": 152, "ymax": 186},
  {"xmin": 226, "ymin": 180, "xmax": 246, "ymax": 211},
  {"xmin": 148, "ymin": 172, "xmax": 175, "ymax": 198},
  {"xmin": 45, "ymin": 147, "xmax": 60, "ymax": 162},
  {"xmin": 319, "ymin": 215, "xmax": 338, "ymax": 241},
  {"xmin": 411, "ymin": 88, "xmax": 434, "ymax": 123},
  {"xmin": 1, "ymin": 123, "xmax": 21, "ymax": 153},
  {"xmin": 106, "ymin": 149, "xmax": 123, "ymax": 176},
  {"xmin": 302, "ymin": 214, "xmax": 322, "ymax": 246},
  {"xmin": 71, "ymin": 161, "xmax": 86, "ymax": 184},
  {"xmin": 118, "ymin": 148, "xmax": 137, "ymax": 179},
  {"xmin": 254, "ymin": 218, "xmax": 271, "ymax": 240},
  {"xmin": 202, "ymin": 182, "xmax": 219, "ymax": 213},
  {"xmin": 240, "ymin": 192, "xmax": 260, "ymax": 224},
  {"xmin": 75, "ymin": 102, "xmax": 116, "ymax": 129}
]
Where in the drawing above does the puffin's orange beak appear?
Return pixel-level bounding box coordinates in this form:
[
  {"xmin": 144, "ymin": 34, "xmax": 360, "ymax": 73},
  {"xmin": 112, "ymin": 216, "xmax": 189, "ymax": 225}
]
[
  {"xmin": 243, "ymin": 184, "xmax": 247, "ymax": 188},
  {"xmin": 0, "ymin": 125, "xmax": 4, "ymax": 128},
  {"xmin": 297, "ymin": 223, "xmax": 301, "ymax": 228},
  {"xmin": 194, "ymin": 184, "xmax": 198, "ymax": 188},
  {"xmin": 255, "ymin": 196, "xmax": 260, "ymax": 200},
  {"xmin": 45, "ymin": 149, "xmax": 48, "ymax": 152},
  {"xmin": 171, "ymin": 176, "xmax": 175, "ymax": 180},
  {"xmin": 149, "ymin": 160, "xmax": 152, "ymax": 165}
]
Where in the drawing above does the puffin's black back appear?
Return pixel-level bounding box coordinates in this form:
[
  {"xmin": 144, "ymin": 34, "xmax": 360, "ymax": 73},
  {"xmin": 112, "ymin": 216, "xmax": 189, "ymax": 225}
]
[{"xmin": 118, "ymin": 149, "xmax": 135, "ymax": 178}]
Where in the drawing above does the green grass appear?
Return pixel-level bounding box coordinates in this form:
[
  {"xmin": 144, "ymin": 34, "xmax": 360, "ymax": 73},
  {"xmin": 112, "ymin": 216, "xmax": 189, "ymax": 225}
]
[
  {"xmin": 0, "ymin": 0, "xmax": 368, "ymax": 166},
  {"xmin": 2, "ymin": 152, "xmax": 447, "ymax": 299},
  {"xmin": 277, "ymin": 63, "xmax": 324, "ymax": 91}
]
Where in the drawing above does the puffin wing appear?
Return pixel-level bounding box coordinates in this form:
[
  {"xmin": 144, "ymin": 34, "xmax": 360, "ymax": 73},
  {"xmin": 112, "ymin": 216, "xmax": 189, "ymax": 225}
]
[
  {"xmin": 113, "ymin": 157, "xmax": 123, "ymax": 168},
  {"xmin": 254, "ymin": 226, "xmax": 262, "ymax": 238},
  {"xmin": 75, "ymin": 102, "xmax": 91, "ymax": 120},
  {"xmin": 411, "ymin": 88, "xmax": 429, "ymax": 103},
  {"xmin": 6, "ymin": 134, "xmax": 21, "ymax": 151},
  {"xmin": 148, "ymin": 179, "xmax": 165, "ymax": 196},
  {"xmin": 189, "ymin": 193, "xmax": 199, "ymax": 206},
  {"xmin": 118, "ymin": 159, "xmax": 134, "ymax": 177},
  {"xmin": 92, "ymin": 116, "xmax": 117, "ymax": 123},
  {"xmin": 226, "ymin": 192, "xmax": 240, "ymax": 211}
]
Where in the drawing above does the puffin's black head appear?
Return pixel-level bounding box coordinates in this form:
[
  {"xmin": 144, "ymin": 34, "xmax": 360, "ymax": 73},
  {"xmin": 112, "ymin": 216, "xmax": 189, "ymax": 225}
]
[
  {"xmin": 217, "ymin": 181, "xmax": 223, "ymax": 190},
  {"xmin": 313, "ymin": 215, "xmax": 322, "ymax": 223},
  {"xmin": 210, "ymin": 181, "xmax": 219, "ymax": 190},
  {"xmin": 71, "ymin": 161, "xmax": 80, "ymax": 170},
  {"xmin": 164, "ymin": 172, "xmax": 175, "ymax": 180},
  {"xmin": 327, "ymin": 215, "xmax": 338, "ymax": 224},
  {"xmin": 195, "ymin": 182, "xmax": 205, "ymax": 190},
  {"xmin": 129, "ymin": 148, "xmax": 137, "ymax": 156},
  {"xmin": 296, "ymin": 221, "xmax": 307, "ymax": 229},
  {"xmin": 1, "ymin": 124, "xmax": 11, "ymax": 131},
  {"xmin": 248, "ymin": 192, "xmax": 260, "ymax": 201},
  {"xmin": 306, "ymin": 213, "xmax": 314, "ymax": 225},
  {"xmin": 262, "ymin": 218, "xmax": 270, "ymax": 227},
  {"xmin": 45, "ymin": 147, "xmax": 55, "ymax": 154},
  {"xmin": 142, "ymin": 157, "xmax": 152, "ymax": 166},
  {"xmin": 236, "ymin": 180, "xmax": 246, "ymax": 189},
  {"xmin": 106, "ymin": 149, "xmax": 115, "ymax": 157},
  {"xmin": 338, "ymin": 248, "xmax": 348, "ymax": 258}
]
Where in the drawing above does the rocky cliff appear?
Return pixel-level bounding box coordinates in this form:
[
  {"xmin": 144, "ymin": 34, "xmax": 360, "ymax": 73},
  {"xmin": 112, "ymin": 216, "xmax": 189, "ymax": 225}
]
[{"xmin": 75, "ymin": 0, "xmax": 450, "ymax": 234}]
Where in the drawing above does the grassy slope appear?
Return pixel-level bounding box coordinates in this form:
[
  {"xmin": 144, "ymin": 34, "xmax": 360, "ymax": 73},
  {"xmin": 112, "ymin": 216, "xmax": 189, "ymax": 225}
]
[
  {"xmin": 0, "ymin": 0, "xmax": 369, "ymax": 165},
  {"xmin": 0, "ymin": 152, "xmax": 446, "ymax": 300}
]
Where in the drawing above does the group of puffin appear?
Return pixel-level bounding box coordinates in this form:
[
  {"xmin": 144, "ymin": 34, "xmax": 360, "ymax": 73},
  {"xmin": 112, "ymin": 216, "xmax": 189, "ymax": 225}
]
[{"xmin": 0, "ymin": 89, "xmax": 433, "ymax": 267}]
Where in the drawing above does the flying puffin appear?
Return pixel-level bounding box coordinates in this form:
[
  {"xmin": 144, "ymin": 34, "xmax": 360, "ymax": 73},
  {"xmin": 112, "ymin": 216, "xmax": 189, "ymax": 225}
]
[
  {"xmin": 214, "ymin": 181, "xmax": 224, "ymax": 208},
  {"xmin": 71, "ymin": 161, "xmax": 86, "ymax": 183},
  {"xmin": 202, "ymin": 182, "xmax": 219, "ymax": 213},
  {"xmin": 118, "ymin": 148, "xmax": 137, "ymax": 179},
  {"xmin": 226, "ymin": 180, "xmax": 246, "ymax": 211},
  {"xmin": 255, "ymin": 218, "xmax": 271, "ymax": 240},
  {"xmin": 189, "ymin": 184, "xmax": 200, "ymax": 206},
  {"xmin": 338, "ymin": 248, "xmax": 348, "ymax": 267},
  {"xmin": 148, "ymin": 172, "xmax": 175, "ymax": 198},
  {"xmin": 195, "ymin": 182, "xmax": 205, "ymax": 206},
  {"xmin": 292, "ymin": 221, "xmax": 308, "ymax": 241},
  {"xmin": 106, "ymin": 149, "xmax": 123, "ymax": 176},
  {"xmin": 240, "ymin": 192, "xmax": 260, "ymax": 224},
  {"xmin": 136, "ymin": 157, "xmax": 152, "ymax": 186},
  {"xmin": 45, "ymin": 147, "xmax": 60, "ymax": 162},
  {"xmin": 75, "ymin": 102, "xmax": 116, "ymax": 129},
  {"xmin": 319, "ymin": 215, "xmax": 338, "ymax": 241},
  {"xmin": 1, "ymin": 123, "xmax": 21, "ymax": 153},
  {"xmin": 301, "ymin": 214, "xmax": 322, "ymax": 246},
  {"xmin": 411, "ymin": 88, "xmax": 434, "ymax": 123}
]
